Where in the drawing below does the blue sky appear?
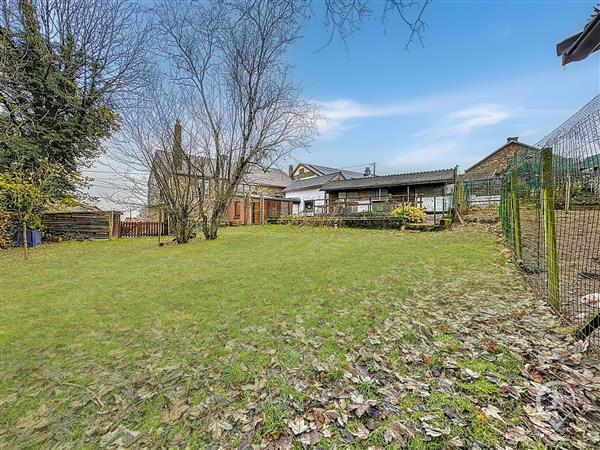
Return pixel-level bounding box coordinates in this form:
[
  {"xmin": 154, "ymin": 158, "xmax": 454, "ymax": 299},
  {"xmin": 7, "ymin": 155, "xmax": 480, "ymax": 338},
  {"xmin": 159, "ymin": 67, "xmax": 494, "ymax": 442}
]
[
  {"xmin": 89, "ymin": 1, "xmax": 599, "ymax": 211},
  {"xmin": 286, "ymin": 0, "xmax": 600, "ymax": 174}
]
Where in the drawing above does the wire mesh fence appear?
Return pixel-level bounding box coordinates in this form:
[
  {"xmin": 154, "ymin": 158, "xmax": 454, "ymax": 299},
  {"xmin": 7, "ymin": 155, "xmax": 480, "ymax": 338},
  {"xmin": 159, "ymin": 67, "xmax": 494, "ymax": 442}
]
[
  {"xmin": 500, "ymin": 95, "xmax": 600, "ymax": 348},
  {"xmin": 463, "ymin": 178, "xmax": 502, "ymax": 209}
]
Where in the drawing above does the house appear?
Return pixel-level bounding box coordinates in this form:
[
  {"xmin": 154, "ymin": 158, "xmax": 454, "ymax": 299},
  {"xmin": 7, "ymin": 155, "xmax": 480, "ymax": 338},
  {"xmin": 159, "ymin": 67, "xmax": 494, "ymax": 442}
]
[
  {"xmin": 462, "ymin": 137, "xmax": 538, "ymax": 205},
  {"xmin": 149, "ymin": 158, "xmax": 294, "ymax": 225},
  {"xmin": 225, "ymin": 166, "xmax": 296, "ymax": 224},
  {"xmin": 320, "ymin": 168, "xmax": 456, "ymax": 214},
  {"xmin": 463, "ymin": 137, "xmax": 537, "ymax": 181},
  {"xmin": 147, "ymin": 120, "xmax": 294, "ymax": 225},
  {"xmin": 282, "ymin": 163, "xmax": 363, "ymax": 214}
]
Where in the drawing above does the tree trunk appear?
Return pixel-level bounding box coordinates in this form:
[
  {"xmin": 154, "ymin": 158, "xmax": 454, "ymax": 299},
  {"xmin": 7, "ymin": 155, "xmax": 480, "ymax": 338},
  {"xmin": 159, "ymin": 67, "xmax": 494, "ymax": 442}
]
[
  {"xmin": 23, "ymin": 222, "xmax": 28, "ymax": 259},
  {"xmin": 171, "ymin": 210, "xmax": 194, "ymax": 244},
  {"xmin": 203, "ymin": 215, "xmax": 219, "ymax": 240},
  {"xmin": 174, "ymin": 220, "xmax": 190, "ymax": 244}
]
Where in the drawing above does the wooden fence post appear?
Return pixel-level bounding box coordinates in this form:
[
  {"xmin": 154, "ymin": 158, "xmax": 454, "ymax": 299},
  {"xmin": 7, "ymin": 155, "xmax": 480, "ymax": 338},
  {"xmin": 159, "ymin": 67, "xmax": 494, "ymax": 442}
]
[
  {"xmin": 158, "ymin": 209, "xmax": 162, "ymax": 245},
  {"xmin": 259, "ymin": 196, "xmax": 265, "ymax": 224},
  {"xmin": 452, "ymin": 165, "xmax": 462, "ymax": 219},
  {"xmin": 542, "ymin": 148, "xmax": 560, "ymax": 311},
  {"xmin": 511, "ymin": 170, "xmax": 522, "ymax": 261},
  {"xmin": 108, "ymin": 212, "xmax": 114, "ymax": 240}
]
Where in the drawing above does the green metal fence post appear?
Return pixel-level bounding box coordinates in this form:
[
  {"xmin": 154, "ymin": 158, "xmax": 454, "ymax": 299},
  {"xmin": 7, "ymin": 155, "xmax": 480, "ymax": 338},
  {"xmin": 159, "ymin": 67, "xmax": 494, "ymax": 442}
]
[
  {"xmin": 511, "ymin": 170, "xmax": 522, "ymax": 261},
  {"xmin": 541, "ymin": 148, "xmax": 560, "ymax": 312}
]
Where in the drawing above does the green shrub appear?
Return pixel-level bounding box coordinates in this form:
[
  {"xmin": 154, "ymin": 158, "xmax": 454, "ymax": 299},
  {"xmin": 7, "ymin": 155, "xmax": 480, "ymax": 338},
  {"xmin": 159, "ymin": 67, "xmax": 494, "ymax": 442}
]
[{"xmin": 391, "ymin": 203, "xmax": 427, "ymax": 223}]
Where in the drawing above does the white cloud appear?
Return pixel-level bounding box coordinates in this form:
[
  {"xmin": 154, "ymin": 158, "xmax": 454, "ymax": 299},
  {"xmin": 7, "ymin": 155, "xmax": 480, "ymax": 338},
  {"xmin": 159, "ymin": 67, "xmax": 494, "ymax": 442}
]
[
  {"xmin": 387, "ymin": 104, "xmax": 513, "ymax": 172},
  {"xmin": 391, "ymin": 140, "xmax": 462, "ymax": 171},
  {"xmin": 313, "ymin": 98, "xmax": 433, "ymax": 136},
  {"xmin": 414, "ymin": 104, "xmax": 512, "ymax": 142}
]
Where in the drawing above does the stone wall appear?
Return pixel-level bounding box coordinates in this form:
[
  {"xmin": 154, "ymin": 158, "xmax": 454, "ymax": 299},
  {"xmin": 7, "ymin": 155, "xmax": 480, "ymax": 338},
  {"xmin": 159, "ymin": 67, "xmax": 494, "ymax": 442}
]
[{"xmin": 465, "ymin": 141, "xmax": 530, "ymax": 180}]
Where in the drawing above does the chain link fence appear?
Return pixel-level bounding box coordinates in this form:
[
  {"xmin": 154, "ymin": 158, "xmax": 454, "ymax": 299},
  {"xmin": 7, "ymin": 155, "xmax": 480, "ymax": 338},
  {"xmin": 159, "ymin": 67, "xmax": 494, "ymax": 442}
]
[{"xmin": 500, "ymin": 95, "xmax": 600, "ymax": 348}]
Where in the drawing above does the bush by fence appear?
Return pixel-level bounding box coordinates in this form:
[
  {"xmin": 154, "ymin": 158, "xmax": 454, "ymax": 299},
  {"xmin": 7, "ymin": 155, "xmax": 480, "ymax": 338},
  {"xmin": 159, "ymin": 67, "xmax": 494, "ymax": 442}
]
[{"xmin": 500, "ymin": 95, "xmax": 600, "ymax": 348}]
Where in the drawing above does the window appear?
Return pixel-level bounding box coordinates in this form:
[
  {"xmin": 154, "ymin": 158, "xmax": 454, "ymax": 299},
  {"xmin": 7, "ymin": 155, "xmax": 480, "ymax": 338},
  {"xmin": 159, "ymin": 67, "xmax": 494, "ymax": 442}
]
[
  {"xmin": 234, "ymin": 201, "xmax": 241, "ymax": 219},
  {"xmin": 304, "ymin": 200, "xmax": 314, "ymax": 211}
]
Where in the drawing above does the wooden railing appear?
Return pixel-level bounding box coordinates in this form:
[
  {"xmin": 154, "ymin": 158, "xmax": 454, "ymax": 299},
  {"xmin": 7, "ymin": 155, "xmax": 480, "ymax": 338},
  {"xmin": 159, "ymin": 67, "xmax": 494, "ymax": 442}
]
[
  {"xmin": 120, "ymin": 221, "xmax": 169, "ymax": 237},
  {"xmin": 311, "ymin": 194, "xmax": 452, "ymax": 217}
]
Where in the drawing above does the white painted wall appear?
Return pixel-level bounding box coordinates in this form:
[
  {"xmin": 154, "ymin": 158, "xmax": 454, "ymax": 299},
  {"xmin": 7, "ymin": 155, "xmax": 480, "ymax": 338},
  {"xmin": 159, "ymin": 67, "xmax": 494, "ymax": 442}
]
[
  {"xmin": 420, "ymin": 195, "xmax": 453, "ymax": 212},
  {"xmin": 468, "ymin": 194, "xmax": 501, "ymax": 206},
  {"xmin": 284, "ymin": 188, "xmax": 325, "ymax": 214}
]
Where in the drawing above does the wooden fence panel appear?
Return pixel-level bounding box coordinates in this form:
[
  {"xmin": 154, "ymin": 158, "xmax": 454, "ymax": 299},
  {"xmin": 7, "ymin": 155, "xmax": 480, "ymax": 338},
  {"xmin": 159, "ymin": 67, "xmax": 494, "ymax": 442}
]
[
  {"xmin": 119, "ymin": 221, "xmax": 168, "ymax": 237},
  {"xmin": 43, "ymin": 212, "xmax": 114, "ymax": 240}
]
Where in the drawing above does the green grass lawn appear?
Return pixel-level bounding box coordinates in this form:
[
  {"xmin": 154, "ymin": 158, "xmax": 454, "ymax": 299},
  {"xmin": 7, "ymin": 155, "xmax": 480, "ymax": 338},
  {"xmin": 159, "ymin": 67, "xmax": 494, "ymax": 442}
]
[{"xmin": 0, "ymin": 226, "xmax": 593, "ymax": 448}]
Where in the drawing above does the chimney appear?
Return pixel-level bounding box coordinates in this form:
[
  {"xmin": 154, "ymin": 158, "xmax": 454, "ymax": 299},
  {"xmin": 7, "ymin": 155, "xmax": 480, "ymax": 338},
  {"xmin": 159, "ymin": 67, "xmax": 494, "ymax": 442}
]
[
  {"xmin": 288, "ymin": 164, "xmax": 294, "ymax": 178},
  {"xmin": 507, "ymin": 136, "xmax": 519, "ymax": 143}
]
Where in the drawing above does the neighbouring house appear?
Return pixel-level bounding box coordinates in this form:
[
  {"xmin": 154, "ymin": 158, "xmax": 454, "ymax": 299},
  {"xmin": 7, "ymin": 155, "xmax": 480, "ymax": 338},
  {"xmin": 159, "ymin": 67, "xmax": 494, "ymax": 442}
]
[
  {"xmin": 462, "ymin": 137, "xmax": 538, "ymax": 205},
  {"xmin": 225, "ymin": 166, "xmax": 296, "ymax": 224},
  {"xmin": 320, "ymin": 168, "xmax": 456, "ymax": 215},
  {"xmin": 283, "ymin": 163, "xmax": 364, "ymax": 214},
  {"xmin": 147, "ymin": 121, "xmax": 295, "ymax": 226},
  {"xmin": 148, "ymin": 157, "xmax": 294, "ymax": 225},
  {"xmin": 463, "ymin": 137, "xmax": 538, "ymax": 181}
]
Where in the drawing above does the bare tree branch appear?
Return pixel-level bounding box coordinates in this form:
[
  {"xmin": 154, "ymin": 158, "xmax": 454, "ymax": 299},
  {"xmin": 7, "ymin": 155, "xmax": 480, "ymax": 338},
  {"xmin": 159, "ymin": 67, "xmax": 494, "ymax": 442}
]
[{"xmin": 113, "ymin": 0, "xmax": 318, "ymax": 243}]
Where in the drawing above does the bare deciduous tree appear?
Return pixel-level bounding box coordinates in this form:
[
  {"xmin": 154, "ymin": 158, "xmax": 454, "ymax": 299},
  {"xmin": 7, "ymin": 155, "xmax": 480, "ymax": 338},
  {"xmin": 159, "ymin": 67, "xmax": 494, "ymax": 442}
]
[
  {"xmin": 0, "ymin": 0, "xmax": 149, "ymax": 184},
  {"xmin": 113, "ymin": 0, "xmax": 318, "ymax": 242},
  {"xmin": 102, "ymin": 0, "xmax": 430, "ymax": 242},
  {"xmin": 24, "ymin": 0, "xmax": 149, "ymax": 107},
  {"xmin": 319, "ymin": 0, "xmax": 430, "ymax": 50},
  {"xmin": 112, "ymin": 79, "xmax": 203, "ymax": 244}
]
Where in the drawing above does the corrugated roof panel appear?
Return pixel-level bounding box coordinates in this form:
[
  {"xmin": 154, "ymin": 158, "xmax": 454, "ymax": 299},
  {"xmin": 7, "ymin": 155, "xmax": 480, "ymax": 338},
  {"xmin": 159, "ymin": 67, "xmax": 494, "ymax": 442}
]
[{"xmin": 321, "ymin": 169, "xmax": 455, "ymax": 191}]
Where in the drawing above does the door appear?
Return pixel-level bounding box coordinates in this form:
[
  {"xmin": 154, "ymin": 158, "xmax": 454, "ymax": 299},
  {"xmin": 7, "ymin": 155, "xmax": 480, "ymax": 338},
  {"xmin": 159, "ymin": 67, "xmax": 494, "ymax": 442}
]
[{"xmin": 252, "ymin": 201, "xmax": 260, "ymax": 224}]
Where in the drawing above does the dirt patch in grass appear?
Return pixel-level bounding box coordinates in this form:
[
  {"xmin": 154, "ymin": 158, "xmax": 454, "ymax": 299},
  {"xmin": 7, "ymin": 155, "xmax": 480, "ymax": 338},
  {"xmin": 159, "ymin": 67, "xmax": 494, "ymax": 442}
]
[
  {"xmin": 462, "ymin": 205, "xmax": 500, "ymax": 224},
  {"xmin": 1, "ymin": 226, "xmax": 598, "ymax": 448}
]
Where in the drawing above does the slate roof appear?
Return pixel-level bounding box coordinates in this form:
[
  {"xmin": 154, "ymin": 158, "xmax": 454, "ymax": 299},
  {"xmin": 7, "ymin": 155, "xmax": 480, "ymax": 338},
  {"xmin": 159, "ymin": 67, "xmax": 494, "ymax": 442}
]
[
  {"xmin": 243, "ymin": 165, "xmax": 291, "ymax": 188},
  {"xmin": 300, "ymin": 163, "xmax": 363, "ymax": 179},
  {"xmin": 282, "ymin": 173, "xmax": 341, "ymax": 193},
  {"xmin": 151, "ymin": 151, "xmax": 291, "ymax": 187},
  {"xmin": 321, "ymin": 169, "xmax": 455, "ymax": 191}
]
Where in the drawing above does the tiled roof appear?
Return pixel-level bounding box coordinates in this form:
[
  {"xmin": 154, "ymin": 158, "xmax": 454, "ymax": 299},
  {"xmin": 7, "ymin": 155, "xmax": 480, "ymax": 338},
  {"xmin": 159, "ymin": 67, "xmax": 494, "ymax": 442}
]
[
  {"xmin": 282, "ymin": 173, "xmax": 340, "ymax": 192},
  {"xmin": 321, "ymin": 169, "xmax": 455, "ymax": 191}
]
